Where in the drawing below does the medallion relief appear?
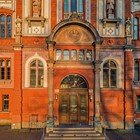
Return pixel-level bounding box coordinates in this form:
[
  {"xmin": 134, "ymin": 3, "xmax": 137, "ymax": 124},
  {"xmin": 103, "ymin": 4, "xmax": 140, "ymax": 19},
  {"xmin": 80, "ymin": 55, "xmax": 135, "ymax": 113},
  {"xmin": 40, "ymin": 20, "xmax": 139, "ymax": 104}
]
[
  {"xmin": 54, "ymin": 25, "xmax": 94, "ymax": 45},
  {"xmin": 67, "ymin": 28, "xmax": 82, "ymax": 42}
]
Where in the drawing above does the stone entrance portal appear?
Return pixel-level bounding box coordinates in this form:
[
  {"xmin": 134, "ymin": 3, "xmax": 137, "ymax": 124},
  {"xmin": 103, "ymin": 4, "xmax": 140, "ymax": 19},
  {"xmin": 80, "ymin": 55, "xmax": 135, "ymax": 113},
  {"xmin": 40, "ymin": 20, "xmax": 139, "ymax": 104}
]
[{"xmin": 59, "ymin": 74, "xmax": 89, "ymax": 124}]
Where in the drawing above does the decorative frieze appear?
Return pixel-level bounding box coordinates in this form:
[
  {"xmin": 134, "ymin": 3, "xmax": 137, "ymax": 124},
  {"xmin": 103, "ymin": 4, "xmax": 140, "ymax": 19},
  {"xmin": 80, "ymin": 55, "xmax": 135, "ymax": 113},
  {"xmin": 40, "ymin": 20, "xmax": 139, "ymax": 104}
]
[{"xmin": 0, "ymin": 0, "xmax": 15, "ymax": 10}]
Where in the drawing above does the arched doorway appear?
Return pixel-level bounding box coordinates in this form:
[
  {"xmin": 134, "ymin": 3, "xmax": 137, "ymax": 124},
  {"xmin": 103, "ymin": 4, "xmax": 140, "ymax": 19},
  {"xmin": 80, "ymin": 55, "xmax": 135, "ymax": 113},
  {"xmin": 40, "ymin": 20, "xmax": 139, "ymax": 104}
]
[{"xmin": 59, "ymin": 74, "xmax": 89, "ymax": 124}]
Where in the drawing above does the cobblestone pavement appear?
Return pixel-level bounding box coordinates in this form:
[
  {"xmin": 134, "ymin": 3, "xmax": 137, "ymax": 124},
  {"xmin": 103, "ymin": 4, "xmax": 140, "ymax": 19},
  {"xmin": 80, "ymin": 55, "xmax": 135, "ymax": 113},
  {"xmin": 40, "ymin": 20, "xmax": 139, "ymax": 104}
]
[
  {"xmin": 106, "ymin": 129, "xmax": 140, "ymax": 140},
  {"xmin": 0, "ymin": 126, "xmax": 42, "ymax": 140},
  {"xmin": 1, "ymin": 126, "xmax": 140, "ymax": 140}
]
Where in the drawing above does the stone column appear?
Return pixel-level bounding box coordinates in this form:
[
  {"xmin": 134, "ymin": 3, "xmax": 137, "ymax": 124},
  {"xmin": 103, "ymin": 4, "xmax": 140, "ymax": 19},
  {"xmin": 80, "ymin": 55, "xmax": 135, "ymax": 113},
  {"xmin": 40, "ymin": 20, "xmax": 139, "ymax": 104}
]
[
  {"xmin": 46, "ymin": 41, "xmax": 56, "ymax": 133},
  {"xmin": 93, "ymin": 42, "xmax": 102, "ymax": 133}
]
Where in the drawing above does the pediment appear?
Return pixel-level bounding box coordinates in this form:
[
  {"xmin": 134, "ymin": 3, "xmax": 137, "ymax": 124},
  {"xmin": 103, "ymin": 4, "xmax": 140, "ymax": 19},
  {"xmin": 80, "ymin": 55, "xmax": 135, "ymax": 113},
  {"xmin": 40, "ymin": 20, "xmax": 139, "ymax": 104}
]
[{"xmin": 53, "ymin": 25, "xmax": 95, "ymax": 45}]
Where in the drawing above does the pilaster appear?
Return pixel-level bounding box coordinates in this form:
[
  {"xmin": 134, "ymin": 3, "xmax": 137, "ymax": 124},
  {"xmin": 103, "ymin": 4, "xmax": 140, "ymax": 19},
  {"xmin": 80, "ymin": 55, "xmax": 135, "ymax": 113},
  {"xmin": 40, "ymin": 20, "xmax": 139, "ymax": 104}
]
[
  {"xmin": 93, "ymin": 42, "xmax": 102, "ymax": 132},
  {"xmin": 46, "ymin": 41, "xmax": 56, "ymax": 133},
  {"xmin": 124, "ymin": 44, "xmax": 134, "ymax": 129}
]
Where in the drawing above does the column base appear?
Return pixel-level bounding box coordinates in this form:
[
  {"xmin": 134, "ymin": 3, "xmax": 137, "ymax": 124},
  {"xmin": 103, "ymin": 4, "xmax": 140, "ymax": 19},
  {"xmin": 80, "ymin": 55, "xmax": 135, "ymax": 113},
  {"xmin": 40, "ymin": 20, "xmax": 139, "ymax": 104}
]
[
  {"xmin": 46, "ymin": 116, "xmax": 54, "ymax": 133},
  {"xmin": 94, "ymin": 117, "xmax": 102, "ymax": 133}
]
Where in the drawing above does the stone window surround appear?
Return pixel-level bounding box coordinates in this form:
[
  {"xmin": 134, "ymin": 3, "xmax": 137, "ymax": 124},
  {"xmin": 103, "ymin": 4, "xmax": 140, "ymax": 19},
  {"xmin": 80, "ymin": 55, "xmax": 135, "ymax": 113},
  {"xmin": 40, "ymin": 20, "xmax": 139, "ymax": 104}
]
[
  {"xmin": 25, "ymin": 54, "xmax": 47, "ymax": 88},
  {"xmin": 100, "ymin": 57, "xmax": 122, "ymax": 89}
]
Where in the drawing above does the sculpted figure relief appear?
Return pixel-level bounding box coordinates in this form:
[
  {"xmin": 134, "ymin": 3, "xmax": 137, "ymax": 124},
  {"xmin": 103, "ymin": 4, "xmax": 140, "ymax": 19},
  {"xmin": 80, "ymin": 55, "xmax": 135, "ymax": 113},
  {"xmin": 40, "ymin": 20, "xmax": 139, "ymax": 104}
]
[
  {"xmin": 15, "ymin": 16, "xmax": 22, "ymax": 35},
  {"xmin": 107, "ymin": 0, "xmax": 115, "ymax": 19},
  {"xmin": 125, "ymin": 17, "xmax": 131, "ymax": 36},
  {"xmin": 32, "ymin": 0, "xmax": 41, "ymax": 17}
]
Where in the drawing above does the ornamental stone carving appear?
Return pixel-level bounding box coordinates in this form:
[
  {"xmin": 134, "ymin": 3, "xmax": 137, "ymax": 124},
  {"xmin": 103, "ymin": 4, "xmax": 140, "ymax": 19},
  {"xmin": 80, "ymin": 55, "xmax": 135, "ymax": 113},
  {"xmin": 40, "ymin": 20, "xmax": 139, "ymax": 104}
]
[
  {"xmin": 106, "ymin": 0, "xmax": 115, "ymax": 19},
  {"xmin": 67, "ymin": 29, "xmax": 82, "ymax": 42},
  {"xmin": 32, "ymin": 0, "xmax": 41, "ymax": 17},
  {"xmin": 15, "ymin": 16, "xmax": 22, "ymax": 35},
  {"xmin": 125, "ymin": 17, "xmax": 131, "ymax": 36}
]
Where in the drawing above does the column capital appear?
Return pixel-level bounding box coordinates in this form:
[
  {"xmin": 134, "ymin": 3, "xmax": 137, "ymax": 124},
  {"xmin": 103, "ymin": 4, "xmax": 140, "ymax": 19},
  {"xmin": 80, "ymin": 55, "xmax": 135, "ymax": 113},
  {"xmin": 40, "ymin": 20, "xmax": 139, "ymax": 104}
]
[
  {"xmin": 124, "ymin": 45, "xmax": 134, "ymax": 52},
  {"xmin": 13, "ymin": 44, "xmax": 23, "ymax": 51},
  {"xmin": 46, "ymin": 41, "xmax": 56, "ymax": 46}
]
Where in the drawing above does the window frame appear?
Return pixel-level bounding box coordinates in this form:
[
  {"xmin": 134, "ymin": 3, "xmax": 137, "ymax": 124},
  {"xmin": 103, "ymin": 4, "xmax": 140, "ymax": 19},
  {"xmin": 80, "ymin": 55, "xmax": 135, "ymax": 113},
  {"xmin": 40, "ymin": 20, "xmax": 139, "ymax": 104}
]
[
  {"xmin": 136, "ymin": 95, "xmax": 140, "ymax": 111},
  {"xmin": 133, "ymin": 17, "xmax": 139, "ymax": 40},
  {"xmin": 0, "ymin": 14, "xmax": 12, "ymax": 38},
  {"xmin": 2, "ymin": 94, "xmax": 9, "ymax": 112},
  {"xmin": 63, "ymin": 0, "xmax": 85, "ymax": 19},
  {"xmin": 0, "ymin": 58, "xmax": 11, "ymax": 80},
  {"xmin": 103, "ymin": 60, "xmax": 117, "ymax": 88},
  {"xmin": 55, "ymin": 49, "xmax": 93, "ymax": 61},
  {"xmin": 134, "ymin": 59, "xmax": 140, "ymax": 81},
  {"xmin": 30, "ymin": 59, "xmax": 44, "ymax": 88}
]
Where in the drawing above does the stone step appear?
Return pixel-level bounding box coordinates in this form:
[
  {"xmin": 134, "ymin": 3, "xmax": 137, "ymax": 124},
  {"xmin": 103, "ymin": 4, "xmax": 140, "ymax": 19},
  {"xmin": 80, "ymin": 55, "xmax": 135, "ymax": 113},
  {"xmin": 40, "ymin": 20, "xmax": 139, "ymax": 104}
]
[
  {"xmin": 54, "ymin": 127, "xmax": 95, "ymax": 131},
  {"xmin": 44, "ymin": 136, "xmax": 105, "ymax": 140},
  {"xmin": 53, "ymin": 130, "xmax": 97, "ymax": 133},
  {"xmin": 49, "ymin": 133, "xmax": 101, "ymax": 137}
]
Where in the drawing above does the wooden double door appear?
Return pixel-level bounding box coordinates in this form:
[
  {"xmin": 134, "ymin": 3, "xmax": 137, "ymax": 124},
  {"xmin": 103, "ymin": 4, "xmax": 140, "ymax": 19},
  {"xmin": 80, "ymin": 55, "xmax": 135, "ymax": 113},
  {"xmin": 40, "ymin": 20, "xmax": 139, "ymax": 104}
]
[{"xmin": 59, "ymin": 92, "xmax": 88, "ymax": 124}]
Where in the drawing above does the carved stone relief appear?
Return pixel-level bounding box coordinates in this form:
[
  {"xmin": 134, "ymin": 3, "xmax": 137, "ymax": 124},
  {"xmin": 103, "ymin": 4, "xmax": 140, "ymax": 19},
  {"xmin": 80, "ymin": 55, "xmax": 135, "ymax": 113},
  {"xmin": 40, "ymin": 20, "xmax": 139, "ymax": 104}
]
[{"xmin": 53, "ymin": 25, "xmax": 94, "ymax": 45}]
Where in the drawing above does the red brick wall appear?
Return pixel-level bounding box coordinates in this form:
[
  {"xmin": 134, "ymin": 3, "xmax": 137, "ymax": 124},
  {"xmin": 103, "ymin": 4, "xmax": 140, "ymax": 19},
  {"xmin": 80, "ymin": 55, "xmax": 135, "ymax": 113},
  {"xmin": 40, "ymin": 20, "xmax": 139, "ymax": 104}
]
[
  {"xmin": 91, "ymin": 0, "xmax": 97, "ymax": 27},
  {"xmin": 16, "ymin": 0, "xmax": 22, "ymax": 18},
  {"xmin": 51, "ymin": 0, "xmax": 57, "ymax": 30}
]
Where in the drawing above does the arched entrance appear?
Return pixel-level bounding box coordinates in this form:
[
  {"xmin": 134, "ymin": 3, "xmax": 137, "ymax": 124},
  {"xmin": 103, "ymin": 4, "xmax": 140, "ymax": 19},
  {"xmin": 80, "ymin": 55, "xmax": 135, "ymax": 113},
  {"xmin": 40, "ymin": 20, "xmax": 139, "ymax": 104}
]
[{"xmin": 59, "ymin": 74, "xmax": 89, "ymax": 124}]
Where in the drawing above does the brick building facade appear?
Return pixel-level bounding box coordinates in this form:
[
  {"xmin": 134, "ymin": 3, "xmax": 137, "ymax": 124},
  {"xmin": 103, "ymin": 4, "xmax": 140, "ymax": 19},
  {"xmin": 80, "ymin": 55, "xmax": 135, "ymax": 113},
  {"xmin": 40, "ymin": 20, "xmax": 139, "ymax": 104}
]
[{"xmin": 0, "ymin": 0, "xmax": 140, "ymax": 131}]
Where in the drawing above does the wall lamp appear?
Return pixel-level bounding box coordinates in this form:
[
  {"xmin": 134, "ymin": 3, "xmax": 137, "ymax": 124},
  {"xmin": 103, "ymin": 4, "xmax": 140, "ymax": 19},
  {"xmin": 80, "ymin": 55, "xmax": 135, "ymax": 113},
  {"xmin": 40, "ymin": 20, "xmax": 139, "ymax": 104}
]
[
  {"xmin": 55, "ymin": 94, "xmax": 58, "ymax": 101},
  {"xmin": 89, "ymin": 94, "xmax": 93, "ymax": 102}
]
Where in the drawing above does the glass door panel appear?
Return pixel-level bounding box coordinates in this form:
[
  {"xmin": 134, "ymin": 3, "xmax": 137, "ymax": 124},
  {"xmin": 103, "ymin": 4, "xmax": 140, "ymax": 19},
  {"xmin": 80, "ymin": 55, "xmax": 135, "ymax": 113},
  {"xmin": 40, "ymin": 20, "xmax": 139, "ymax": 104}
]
[
  {"xmin": 60, "ymin": 94, "xmax": 68, "ymax": 124},
  {"xmin": 70, "ymin": 95, "xmax": 78, "ymax": 122},
  {"xmin": 80, "ymin": 95, "xmax": 87, "ymax": 122}
]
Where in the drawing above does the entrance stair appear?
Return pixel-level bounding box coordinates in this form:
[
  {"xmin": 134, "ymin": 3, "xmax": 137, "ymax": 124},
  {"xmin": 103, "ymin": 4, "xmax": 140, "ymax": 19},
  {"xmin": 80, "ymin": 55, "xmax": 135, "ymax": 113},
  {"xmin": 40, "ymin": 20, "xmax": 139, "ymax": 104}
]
[{"xmin": 42, "ymin": 127, "xmax": 108, "ymax": 140}]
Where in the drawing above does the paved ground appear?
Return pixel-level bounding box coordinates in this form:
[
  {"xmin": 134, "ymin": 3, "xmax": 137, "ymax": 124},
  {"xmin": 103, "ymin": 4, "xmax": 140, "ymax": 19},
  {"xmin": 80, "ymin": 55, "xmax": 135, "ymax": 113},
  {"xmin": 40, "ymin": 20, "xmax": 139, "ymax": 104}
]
[
  {"xmin": 0, "ymin": 126, "xmax": 42, "ymax": 140},
  {"xmin": 106, "ymin": 128, "xmax": 140, "ymax": 140},
  {"xmin": 0, "ymin": 125, "xmax": 140, "ymax": 140}
]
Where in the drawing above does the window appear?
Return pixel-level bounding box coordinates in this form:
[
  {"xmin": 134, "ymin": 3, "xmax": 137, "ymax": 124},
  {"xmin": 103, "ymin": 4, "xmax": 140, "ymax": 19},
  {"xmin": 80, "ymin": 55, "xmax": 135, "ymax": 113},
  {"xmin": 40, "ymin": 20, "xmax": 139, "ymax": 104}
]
[
  {"xmin": 56, "ymin": 50, "xmax": 62, "ymax": 60},
  {"xmin": 134, "ymin": 60, "xmax": 140, "ymax": 81},
  {"xmin": 71, "ymin": 50, "xmax": 77, "ymax": 60},
  {"xmin": 136, "ymin": 95, "xmax": 140, "ymax": 111},
  {"xmin": 55, "ymin": 49, "xmax": 93, "ymax": 61},
  {"xmin": 134, "ymin": 17, "xmax": 139, "ymax": 40},
  {"xmin": 64, "ymin": 50, "xmax": 70, "ymax": 60},
  {"xmin": 103, "ymin": 60, "xmax": 117, "ymax": 88},
  {"xmin": 64, "ymin": 0, "xmax": 84, "ymax": 19},
  {"xmin": 2, "ymin": 95, "xmax": 9, "ymax": 111},
  {"xmin": 79, "ymin": 50, "xmax": 85, "ymax": 60},
  {"xmin": 86, "ymin": 50, "xmax": 92, "ymax": 61},
  {"xmin": 0, "ymin": 59, "xmax": 11, "ymax": 80},
  {"xmin": 0, "ymin": 14, "xmax": 12, "ymax": 38},
  {"xmin": 30, "ymin": 60, "xmax": 44, "ymax": 87}
]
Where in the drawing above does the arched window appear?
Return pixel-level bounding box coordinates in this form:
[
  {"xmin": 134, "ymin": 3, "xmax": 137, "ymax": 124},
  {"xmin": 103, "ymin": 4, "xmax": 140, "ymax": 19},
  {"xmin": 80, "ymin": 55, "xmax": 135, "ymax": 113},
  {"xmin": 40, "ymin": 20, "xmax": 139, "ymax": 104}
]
[
  {"xmin": 134, "ymin": 17, "xmax": 139, "ymax": 40},
  {"xmin": 63, "ymin": 0, "xmax": 84, "ymax": 19},
  {"xmin": 135, "ymin": 60, "xmax": 140, "ymax": 81},
  {"xmin": 103, "ymin": 60, "xmax": 117, "ymax": 88},
  {"xmin": 0, "ymin": 14, "xmax": 12, "ymax": 38},
  {"xmin": 30, "ymin": 60, "xmax": 44, "ymax": 87}
]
